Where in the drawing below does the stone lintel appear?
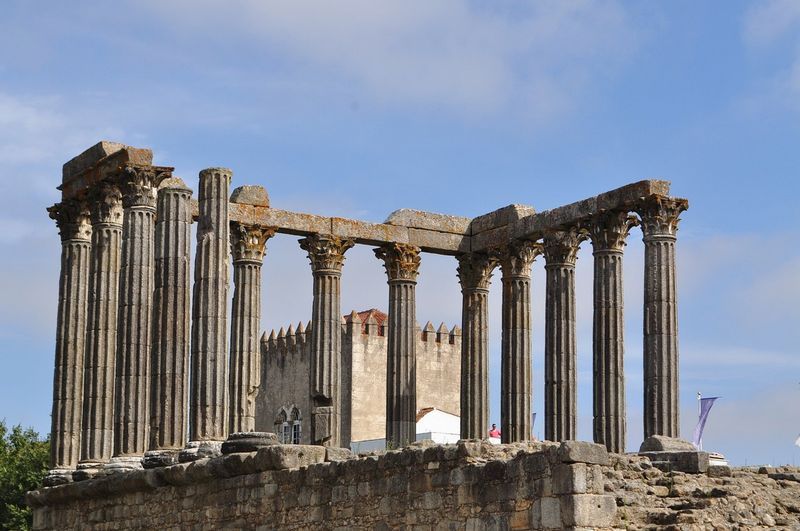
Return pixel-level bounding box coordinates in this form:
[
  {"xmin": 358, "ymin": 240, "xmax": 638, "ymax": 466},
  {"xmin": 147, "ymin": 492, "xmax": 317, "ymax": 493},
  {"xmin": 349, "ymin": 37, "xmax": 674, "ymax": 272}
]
[
  {"xmin": 384, "ymin": 208, "xmax": 471, "ymax": 234},
  {"xmin": 469, "ymin": 204, "xmax": 536, "ymax": 235},
  {"xmin": 505, "ymin": 180, "xmax": 671, "ymax": 244},
  {"xmin": 61, "ymin": 143, "xmax": 155, "ymax": 200}
]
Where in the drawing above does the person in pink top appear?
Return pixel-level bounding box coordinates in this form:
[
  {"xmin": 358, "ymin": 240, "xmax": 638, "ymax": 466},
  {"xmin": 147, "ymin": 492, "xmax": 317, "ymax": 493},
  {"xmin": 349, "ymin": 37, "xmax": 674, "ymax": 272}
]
[{"xmin": 488, "ymin": 423, "xmax": 501, "ymax": 438}]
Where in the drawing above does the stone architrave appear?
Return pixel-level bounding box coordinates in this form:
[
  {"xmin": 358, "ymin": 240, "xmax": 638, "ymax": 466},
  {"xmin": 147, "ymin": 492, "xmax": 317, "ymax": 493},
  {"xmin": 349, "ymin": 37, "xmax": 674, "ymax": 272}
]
[
  {"xmin": 542, "ymin": 228, "xmax": 587, "ymax": 442},
  {"xmin": 374, "ymin": 243, "xmax": 421, "ymax": 447},
  {"xmin": 185, "ymin": 168, "xmax": 232, "ymax": 460},
  {"xmin": 229, "ymin": 221, "xmax": 275, "ymax": 434},
  {"xmin": 110, "ymin": 166, "xmax": 168, "ymax": 470},
  {"xmin": 299, "ymin": 234, "xmax": 354, "ymax": 447},
  {"xmin": 145, "ymin": 178, "xmax": 193, "ymax": 468},
  {"xmin": 498, "ymin": 240, "xmax": 541, "ymax": 443},
  {"xmin": 456, "ymin": 252, "xmax": 498, "ymax": 440},
  {"xmin": 80, "ymin": 184, "xmax": 124, "ymax": 468},
  {"xmin": 45, "ymin": 200, "xmax": 92, "ymax": 484},
  {"xmin": 587, "ymin": 211, "xmax": 638, "ymax": 453},
  {"xmin": 636, "ymin": 195, "xmax": 688, "ymax": 439}
]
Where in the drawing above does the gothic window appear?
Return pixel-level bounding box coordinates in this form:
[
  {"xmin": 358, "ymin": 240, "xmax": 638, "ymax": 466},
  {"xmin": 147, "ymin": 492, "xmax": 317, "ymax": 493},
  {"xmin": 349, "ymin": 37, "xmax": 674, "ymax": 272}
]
[
  {"xmin": 290, "ymin": 407, "xmax": 302, "ymax": 444},
  {"xmin": 275, "ymin": 406, "xmax": 302, "ymax": 444}
]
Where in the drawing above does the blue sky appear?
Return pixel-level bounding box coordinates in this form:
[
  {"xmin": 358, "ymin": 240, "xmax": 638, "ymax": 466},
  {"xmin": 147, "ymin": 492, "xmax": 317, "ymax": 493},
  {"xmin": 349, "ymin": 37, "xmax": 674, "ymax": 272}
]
[{"xmin": 0, "ymin": 1, "xmax": 798, "ymax": 466}]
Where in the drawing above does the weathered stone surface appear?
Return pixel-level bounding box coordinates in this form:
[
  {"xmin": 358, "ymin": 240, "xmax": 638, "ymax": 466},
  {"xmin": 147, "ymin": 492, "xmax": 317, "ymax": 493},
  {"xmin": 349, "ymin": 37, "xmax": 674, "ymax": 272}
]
[
  {"xmin": 469, "ymin": 204, "xmax": 536, "ymax": 235},
  {"xmin": 61, "ymin": 146, "xmax": 157, "ymax": 200},
  {"xmin": 325, "ymin": 447, "xmax": 354, "ymax": 462},
  {"xmin": 221, "ymin": 432, "xmax": 279, "ymax": 454},
  {"xmin": 384, "ymin": 208, "xmax": 471, "ymax": 234},
  {"xmin": 557, "ymin": 441, "xmax": 610, "ymax": 466},
  {"xmin": 639, "ymin": 451, "xmax": 709, "ymax": 473},
  {"xmin": 62, "ymin": 141, "xmax": 127, "ymax": 182},
  {"xmin": 639, "ymin": 435, "xmax": 696, "ymax": 452},
  {"xmin": 560, "ymin": 494, "xmax": 617, "ymax": 527},
  {"xmin": 255, "ymin": 444, "xmax": 326, "ymax": 470},
  {"xmin": 230, "ymin": 185, "xmax": 269, "ymax": 206},
  {"xmin": 141, "ymin": 450, "xmax": 180, "ymax": 469}
]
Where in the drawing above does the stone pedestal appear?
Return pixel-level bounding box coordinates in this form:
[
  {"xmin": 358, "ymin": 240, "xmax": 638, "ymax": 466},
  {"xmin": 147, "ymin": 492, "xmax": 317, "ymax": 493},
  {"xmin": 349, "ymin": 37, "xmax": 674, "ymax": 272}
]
[
  {"xmin": 637, "ymin": 195, "xmax": 688, "ymax": 439},
  {"xmin": 148, "ymin": 178, "xmax": 193, "ymax": 464},
  {"xmin": 300, "ymin": 234, "xmax": 354, "ymax": 447},
  {"xmin": 113, "ymin": 166, "xmax": 167, "ymax": 463},
  {"xmin": 499, "ymin": 240, "xmax": 540, "ymax": 443},
  {"xmin": 81, "ymin": 184, "xmax": 123, "ymax": 466},
  {"xmin": 456, "ymin": 252, "xmax": 497, "ymax": 440},
  {"xmin": 188, "ymin": 168, "xmax": 232, "ymax": 447},
  {"xmin": 588, "ymin": 211, "xmax": 637, "ymax": 453},
  {"xmin": 47, "ymin": 200, "xmax": 92, "ymax": 474},
  {"xmin": 375, "ymin": 243, "xmax": 421, "ymax": 447},
  {"xmin": 229, "ymin": 218, "xmax": 274, "ymax": 434},
  {"xmin": 221, "ymin": 432, "xmax": 279, "ymax": 454},
  {"xmin": 543, "ymin": 228, "xmax": 586, "ymax": 442}
]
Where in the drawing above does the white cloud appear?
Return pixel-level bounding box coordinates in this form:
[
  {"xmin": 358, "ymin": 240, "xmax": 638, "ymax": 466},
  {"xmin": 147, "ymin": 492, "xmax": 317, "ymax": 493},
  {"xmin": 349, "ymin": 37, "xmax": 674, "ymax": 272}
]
[
  {"xmin": 743, "ymin": 0, "xmax": 800, "ymax": 113},
  {"xmin": 141, "ymin": 0, "xmax": 638, "ymax": 120}
]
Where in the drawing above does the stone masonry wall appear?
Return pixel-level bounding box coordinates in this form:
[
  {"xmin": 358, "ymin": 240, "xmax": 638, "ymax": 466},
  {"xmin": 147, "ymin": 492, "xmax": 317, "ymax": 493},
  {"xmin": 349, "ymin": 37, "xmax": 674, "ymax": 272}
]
[{"xmin": 28, "ymin": 440, "xmax": 616, "ymax": 531}]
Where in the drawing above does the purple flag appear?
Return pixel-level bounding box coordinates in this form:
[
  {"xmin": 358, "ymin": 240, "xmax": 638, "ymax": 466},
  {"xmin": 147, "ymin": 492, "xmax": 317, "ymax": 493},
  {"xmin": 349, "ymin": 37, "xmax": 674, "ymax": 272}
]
[{"xmin": 692, "ymin": 397, "xmax": 720, "ymax": 448}]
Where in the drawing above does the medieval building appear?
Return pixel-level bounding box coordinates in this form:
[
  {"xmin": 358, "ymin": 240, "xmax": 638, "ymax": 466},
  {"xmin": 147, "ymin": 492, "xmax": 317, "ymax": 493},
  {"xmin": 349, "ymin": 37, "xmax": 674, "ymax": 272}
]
[{"xmin": 256, "ymin": 309, "xmax": 461, "ymax": 448}]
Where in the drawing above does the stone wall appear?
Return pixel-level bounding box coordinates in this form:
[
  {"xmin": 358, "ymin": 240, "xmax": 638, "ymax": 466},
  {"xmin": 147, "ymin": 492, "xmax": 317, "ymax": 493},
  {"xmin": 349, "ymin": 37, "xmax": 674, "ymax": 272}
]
[
  {"xmin": 28, "ymin": 440, "xmax": 617, "ymax": 531},
  {"xmin": 256, "ymin": 312, "xmax": 461, "ymax": 445}
]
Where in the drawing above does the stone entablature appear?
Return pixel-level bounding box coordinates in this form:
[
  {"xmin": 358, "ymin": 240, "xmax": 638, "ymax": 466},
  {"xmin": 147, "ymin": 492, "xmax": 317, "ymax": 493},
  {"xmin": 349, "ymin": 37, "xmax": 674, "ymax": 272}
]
[{"xmin": 28, "ymin": 440, "xmax": 618, "ymax": 530}]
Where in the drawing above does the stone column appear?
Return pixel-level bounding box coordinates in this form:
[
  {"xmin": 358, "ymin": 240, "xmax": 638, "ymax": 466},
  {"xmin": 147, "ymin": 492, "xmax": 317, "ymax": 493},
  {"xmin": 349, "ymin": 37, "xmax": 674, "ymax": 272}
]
[
  {"xmin": 636, "ymin": 195, "xmax": 688, "ymax": 439},
  {"xmin": 110, "ymin": 166, "xmax": 167, "ymax": 471},
  {"xmin": 542, "ymin": 228, "xmax": 586, "ymax": 442},
  {"xmin": 80, "ymin": 184, "xmax": 123, "ymax": 471},
  {"xmin": 45, "ymin": 200, "xmax": 92, "ymax": 485},
  {"xmin": 300, "ymin": 234, "xmax": 354, "ymax": 447},
  {"xmin": 229, "ymin": 221, "xmax": 275, "ymax": 434},
  {"xmin": 587, "ymin": 211, "xmax": 637, "ymax": 453},
  {"xmin": 183, "ymin": 168, "xmax": 231, "ymax": 461},
  {"xmin": 145, "ymin": 178, "xmax": 192, "ymax": 468},
  {"xmin": 456, "ymin": 252, "xmax": 497, "ymax": 440},
  {"xmin": 499, "ymin": 240, "xmax": 540, "ymax": 443},
  {"xmin": 375, "ymin": 243, "xmax": 421, "ymax": 447}
]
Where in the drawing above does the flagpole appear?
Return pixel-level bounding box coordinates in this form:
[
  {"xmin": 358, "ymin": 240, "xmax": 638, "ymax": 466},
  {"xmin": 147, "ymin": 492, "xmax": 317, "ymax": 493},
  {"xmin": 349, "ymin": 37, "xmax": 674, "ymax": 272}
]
[{"xmin": 697, "ymin": 392, "xmax": 702, "ymax": 450}]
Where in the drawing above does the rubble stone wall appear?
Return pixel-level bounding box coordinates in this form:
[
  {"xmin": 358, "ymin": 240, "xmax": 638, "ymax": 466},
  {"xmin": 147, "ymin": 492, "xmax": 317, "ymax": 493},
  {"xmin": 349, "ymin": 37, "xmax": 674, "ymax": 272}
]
[{"xmin": 28, "ymin": 441, "xmax": 616, "ymax": 531}]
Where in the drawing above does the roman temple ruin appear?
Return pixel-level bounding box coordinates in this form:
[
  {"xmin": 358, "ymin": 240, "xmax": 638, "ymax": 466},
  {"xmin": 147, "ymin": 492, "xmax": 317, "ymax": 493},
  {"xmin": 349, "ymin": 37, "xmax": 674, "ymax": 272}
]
[{"xmin": 44, "ymin": 141, "xmax": 688, "ymax": 486}]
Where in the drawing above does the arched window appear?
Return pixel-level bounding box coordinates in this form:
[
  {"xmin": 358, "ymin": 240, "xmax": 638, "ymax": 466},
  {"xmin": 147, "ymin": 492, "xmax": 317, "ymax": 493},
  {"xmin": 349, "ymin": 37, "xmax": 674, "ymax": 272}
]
[
  {"xmin": 274, "ymin": 406, "xmax": 302, "ymax": 444},
  {"xmin": 290, "ymin": 407, "xmax": 302, "ymax": 444}
]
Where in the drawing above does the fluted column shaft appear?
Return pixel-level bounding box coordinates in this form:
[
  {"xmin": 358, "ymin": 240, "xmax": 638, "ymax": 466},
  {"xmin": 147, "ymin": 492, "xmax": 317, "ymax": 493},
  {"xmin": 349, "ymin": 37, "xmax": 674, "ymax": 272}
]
[
  {"xmin": 637, "ymin": 196, "xmax": 688, "ymax": 439},
  {"xmin": 499, "ymin": 241, "xmax": 539, "ymax": 443},
  {"xmin": 48, "ymin": 200, "xmax": 92, "ymax": 471},
  {"xmin": 81, "ymin": 184, "xmax": 123, "ymax": 464},
  {"xmin": 229, "ymin": 223, "xmax": 274, "ymax": 434},
  {"xmin": 543, "ymin": 229, "xmax": 586, "ymax": 442},
  {"xmin": 149, "ymin": 180, "xmax": 192, "ymax": 452},
  {"xmin": 589, "ymin": 212, "xmax": 637, "ymax": 453},
  {"xmin": 375, "ymin": 244, "xmax": 421, "ymax": 447},
  {"xmin": 189, "ymin": 168, "xmax": 231, "ymax": 442},
  {"xmin": 113, "ymin": 168, "xmax": 167, "ymax": 458},
  {"xmin": 300, "ymin": 235, "xmax": 354, "ymax": 447},
  {"xmin": 456, "ymin": 253, "xmax": 497, "ymax": 440}
]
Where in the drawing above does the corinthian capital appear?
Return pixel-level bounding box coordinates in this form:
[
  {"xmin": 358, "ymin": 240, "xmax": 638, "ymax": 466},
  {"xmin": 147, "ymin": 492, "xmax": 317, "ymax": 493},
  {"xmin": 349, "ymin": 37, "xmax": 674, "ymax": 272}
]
[
  {"xmin": 230, "ymin": 223, "xmax": 276, "ymax": 264},
  {"xmin": 587, "ymin": 211, "xmax": 638, "ymax": 253},
  {"xmin": 498, "ymin": 240, "xmax": 542, "ymax": 277},
  {"xmin": 47, "ymin": 199, "xmax": 92, "ymax": 242},
  {"xmin": 457, "ymin": 252, "xmax": 498, "ymax": 291},
  {"xmin": 542, "ymin": 227, "xmax": 588, "ymax": 266},
  {"xmin": 89, "ymin": 183, "xmax": 124, "ymax": 226},
  {"xmin": 374, "ymin": 243, "xmax": 421, "ymax": 282},
  {"xmin": 636, "ymin": 195, "xmax": 689, "ymax": 239},
  {"xmin": 118, "ymin": 165, "xmax": 172, "ymax": 209},
  {"xmin": 299, "ymin": 234, "xmax": 355, "ymax": 273}
]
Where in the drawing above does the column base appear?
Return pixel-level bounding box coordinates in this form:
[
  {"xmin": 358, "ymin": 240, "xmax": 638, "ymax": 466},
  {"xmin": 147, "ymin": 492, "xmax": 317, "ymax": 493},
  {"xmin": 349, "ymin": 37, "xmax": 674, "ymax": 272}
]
[
  {"xmin": 42, "ymin": 469, "xmax": 74, "ymax": 487},
  {"xmin": 222, "ymin": 432, "xmax": 279, "ymax": 454},
  {"xmin": 73, "ymin": 461, "xmax": 105, "ymax": 482},
  {"xmin": 104, "ymin": 455, "xmax": 143, "ymax": 474},
  {"xmin": 178, "ymin": 440, "xmax": 223, "ymax": 463},
  {"xmin": 142, "ymin": 449, "xmax": 181, "ymax": 468}
]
